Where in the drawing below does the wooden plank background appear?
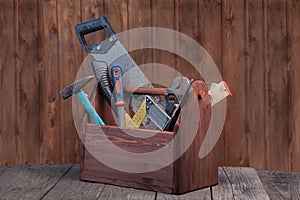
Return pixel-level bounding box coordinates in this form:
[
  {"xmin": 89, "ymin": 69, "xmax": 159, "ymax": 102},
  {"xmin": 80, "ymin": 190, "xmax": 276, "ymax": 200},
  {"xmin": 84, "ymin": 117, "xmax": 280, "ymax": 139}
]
[{"xmin": 0, "ymin": 0, "xmax": 299, "ymax": 171}]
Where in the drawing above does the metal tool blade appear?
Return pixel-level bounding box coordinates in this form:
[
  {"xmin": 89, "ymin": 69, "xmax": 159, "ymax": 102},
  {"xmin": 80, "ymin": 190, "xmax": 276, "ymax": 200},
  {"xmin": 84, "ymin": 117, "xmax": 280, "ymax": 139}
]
[
  {"xmin": 60, "ymin": 75, "xmax": 94, "ymax": 99},
  {"xmin": 146, "ymin": 95, "xmax": 171, "ymax": 131},
  {"xmin": 90, "ymin": 36, "xmax": 161, "ymax": 129}
]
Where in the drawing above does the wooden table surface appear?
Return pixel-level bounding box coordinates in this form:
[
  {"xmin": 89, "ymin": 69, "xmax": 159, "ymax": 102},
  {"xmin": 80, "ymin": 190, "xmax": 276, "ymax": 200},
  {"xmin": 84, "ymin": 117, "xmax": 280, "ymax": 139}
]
[{"xmin": 0, "ymin": 164, "xmax": 298, "ymax": 200}]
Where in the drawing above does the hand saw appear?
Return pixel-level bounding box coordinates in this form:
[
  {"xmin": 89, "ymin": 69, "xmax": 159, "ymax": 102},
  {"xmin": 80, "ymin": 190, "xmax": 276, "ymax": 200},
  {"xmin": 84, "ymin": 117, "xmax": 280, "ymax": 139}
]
[{"xmin": 76, "ymin": 16, "xmax": 160, "ymax": 129}]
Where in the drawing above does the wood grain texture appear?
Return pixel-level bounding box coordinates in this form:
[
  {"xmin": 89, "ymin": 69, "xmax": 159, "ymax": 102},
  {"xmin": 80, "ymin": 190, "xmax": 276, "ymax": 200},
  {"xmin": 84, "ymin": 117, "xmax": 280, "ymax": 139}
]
[
  {"xmin": 152, "ymin": 0, "xmax": 177, "ymax": 87},
  {"xmin": 246, "ymin": 0, "xmax": 266, "ymax": 169},
  {"xmin": 224, "ymin": 167, "xmax": 270, "ymax": 199},
  {"xmin": 175, "ymin": 0, "xmax": 201, "ymax": 80},
  {"xmin": 0, "ymin": 0, "xmax": 300, "ymax": 171},
  {"xmin": 16, "ymin": 0, "xmax": 40, "ymax": 165},
  {"xmin": 1, "ymin": 165, "xmax": 283, "ymax": 200},
  {"xmin": 212, "ymin": 167, "xmax": 234, "ymax": 199},
  {"xmin": 222, "ymin": 0, "xmax": 247, "ymax": 166},
  {"xmin": 156, "ymin": 188, "xmax": 211, "ymax": 200},
  {"xmin": 57, "ymin": 0, "xmax": 82, "ymax": 164},
  {"xmin": 38, "ymin": 0, "xmax": 61, "ymax": 164},
  {"xmin": 81, "ymin": 150, "xmax": 174, "ymax": 194},
  {"xmin": 84, "ymin": 124, "xmax": 174, "ymax": 153},
  {"xmin": 81, "ymin": 111, "xmax": 174, "ymax": 193},
  {"xmin": 258, "ymin": 169, "xmax": 300, "ymax": 199},
  {"xmin": 81, "ymin": 81, "xmax": 217, "ymax": 194},
  {"xmin": 157, "ymin": 167, "xmax": 270, "ymax": 199},
  {"xmin": 0, "ymin": 164, "xmax": 72, "ymax": 200},
  {"xmin": 198, "ymin": 0, "xmax": 224, "ymax": 166},
  {"xmin": 43, "ymin": 165, "xmax": 105, "ymax": 200},
  {"xmin": 173, "ymin": 81, "xmax": 217, "ymax": 194},
  {"xmin": 128, "ymin": 0, "xmax": 153, "ymax": 80},
  {"xmin": 98, "ymin": 184, "xmax": 155, "ymax": 200},
  {"xmin": 0, "ymin": 0, "xmax": 18, "ymax": 166},
  {"xmin": 105, "ymin": 0, "xmax": 128, "ymax": 34},
  {"xmin": 289, "ymin": 0, "xmax": 300, "ymax": 171},
  {"xmin": 265, "ymin": 0, "xmax": 289, "ymax": 171}
]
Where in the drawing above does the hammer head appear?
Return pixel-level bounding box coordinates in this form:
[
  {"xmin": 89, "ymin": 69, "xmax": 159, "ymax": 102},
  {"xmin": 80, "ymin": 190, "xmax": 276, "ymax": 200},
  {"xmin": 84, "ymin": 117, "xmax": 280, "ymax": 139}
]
[{"xmin": 60, "ymin": 75, "xmax": 94, "ymax": 99}]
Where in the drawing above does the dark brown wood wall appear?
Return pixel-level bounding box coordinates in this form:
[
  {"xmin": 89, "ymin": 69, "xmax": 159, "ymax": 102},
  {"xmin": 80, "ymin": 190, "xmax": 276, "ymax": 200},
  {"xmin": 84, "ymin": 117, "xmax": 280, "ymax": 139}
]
[{"xmin": 0, "ymin": 0, "xmax": 299, "ymax": 171}]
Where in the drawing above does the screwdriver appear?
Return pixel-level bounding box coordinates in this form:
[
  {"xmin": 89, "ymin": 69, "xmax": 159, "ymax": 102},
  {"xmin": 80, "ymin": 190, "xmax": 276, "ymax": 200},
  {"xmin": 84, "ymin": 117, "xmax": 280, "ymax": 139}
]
[{"xmin": 111, "ymin": 66, "xmax": 126, "ymax": 127}]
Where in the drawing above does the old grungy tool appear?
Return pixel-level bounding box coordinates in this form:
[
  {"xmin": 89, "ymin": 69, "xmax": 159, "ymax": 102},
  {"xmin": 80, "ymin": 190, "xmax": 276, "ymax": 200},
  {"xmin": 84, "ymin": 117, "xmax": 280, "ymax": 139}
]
[
  {"xmin": 91, "ymin": 61, "xmax": 117, "ymax": 115},
  {"xmin": 76, "ymin": 16, "xmax": 161, "ymax": 130},
  {"xmin": 163, "ymin": 77, "xmax": 193, "ymax": 131},
  {"xmin": 164, "ymin": 77, "xmax": 191, "ymax": 115},
  {"xmin": 146, "ymin": 95, "xmax": 171, "ymax": 131},
  {"xmin": 145, "ymin": 77, "xmax": 192, "ymax": 131},
  {"xmin": 208, "ymin": 81, "xmax": 232, "ymax": 106},
  {"xmin": 111, "ymin": 66, "xmax": 126, "ymax": 127},
  {"xmin": 121, "ymin": 77, "xmax": 192, "ymax": 131},
  {"xmin": 60, "ymin": 75, "xmax": 105, "ymax": 125}
]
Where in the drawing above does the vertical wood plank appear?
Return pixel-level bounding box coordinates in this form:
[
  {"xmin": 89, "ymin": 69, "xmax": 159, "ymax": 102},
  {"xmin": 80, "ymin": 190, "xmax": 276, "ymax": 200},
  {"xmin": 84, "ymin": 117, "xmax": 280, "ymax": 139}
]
[
  {"xmin": 289, "ymin": 0, "xmax": 300, "ymax": 171},
  {"xmin": 16, "ymin": 0, "xmax": 40, "ymax": 164},
  {"xmin": 198, "ymin": 0, "xmax": 223, "ymax": 165},
  {"xmin": 0, "ymin": 0, "xmax": 17, "ymax": 166},
  {"xmin": 152, "ymin": 0, "xmax": 176, "ymax": 87},
  {"xmin": 57, "ymin": 0, "xmax": 82, "ymax": 163},
  {"xmin": 38, "ymin": 0, "xmax": 61, "ymax": 164},
  {"xmin": 105, "ymin": 0, "xmax": 128, "ymax": 34},
  {"xmin": 175, "ymin": 0, "xmax": 200, "ymax": 80},
  {"xmin": 222, "ymin": 0, "xmax": 247, "ymax": 166},
  {"xmin": 265, "ymin": 0, "xmax": 289, "ymax": 170},
  {"xmin": 246, "ymin": 0, "xmax": 266, "ymax": 169},
  {"xmin": 128, "ymin": 0, "xmax": 153, "ymax": 80}
]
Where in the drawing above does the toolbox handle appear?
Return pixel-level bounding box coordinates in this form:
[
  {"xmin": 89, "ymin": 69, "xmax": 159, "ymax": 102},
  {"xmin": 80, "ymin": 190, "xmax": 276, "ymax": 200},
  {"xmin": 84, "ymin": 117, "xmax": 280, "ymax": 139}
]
[{"xmin": 75, "ymin": 16, "xmax": 116, "ymax": 52}]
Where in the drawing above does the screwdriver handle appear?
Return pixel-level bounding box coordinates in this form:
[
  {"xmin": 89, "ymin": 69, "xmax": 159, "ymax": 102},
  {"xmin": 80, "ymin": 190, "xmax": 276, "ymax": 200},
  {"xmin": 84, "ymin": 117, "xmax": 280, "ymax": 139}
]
[
  {"xmin": 111, "ymin": 66, "xmax": 125, "ymax": 106},
  {"xmin": 111, "ymin": 66, "xmax": 126, "ymax": 127}
]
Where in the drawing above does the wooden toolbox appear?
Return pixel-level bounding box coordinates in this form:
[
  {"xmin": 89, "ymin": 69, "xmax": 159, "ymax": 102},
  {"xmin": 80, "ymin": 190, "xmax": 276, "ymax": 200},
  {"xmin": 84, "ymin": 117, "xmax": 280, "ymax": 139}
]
[{"xmin": 79, "ymin": 80, "xmax": 220, "ymax": 194}]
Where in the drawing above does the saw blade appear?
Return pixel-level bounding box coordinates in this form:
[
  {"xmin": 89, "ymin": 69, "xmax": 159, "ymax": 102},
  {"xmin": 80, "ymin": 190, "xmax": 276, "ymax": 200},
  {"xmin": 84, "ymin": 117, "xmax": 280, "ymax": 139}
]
[{"xmin": 90, "ymin": 36, "xmax": 161, "ymax": 129}]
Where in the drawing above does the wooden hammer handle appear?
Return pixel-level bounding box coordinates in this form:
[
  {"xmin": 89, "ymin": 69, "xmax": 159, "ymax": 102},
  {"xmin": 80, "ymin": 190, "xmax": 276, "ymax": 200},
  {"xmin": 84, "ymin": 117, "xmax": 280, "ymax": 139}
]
[{"xmin": 123, "ymin": 86, "xmax": 165, "ymax": 95}]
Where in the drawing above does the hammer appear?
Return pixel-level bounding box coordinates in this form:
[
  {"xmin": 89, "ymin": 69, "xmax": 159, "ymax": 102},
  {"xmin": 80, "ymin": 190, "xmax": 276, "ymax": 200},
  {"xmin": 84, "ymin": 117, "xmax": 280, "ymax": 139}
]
[{"xmin": 60, "ymin": 75, "xmax": 105, "ymax": 125}]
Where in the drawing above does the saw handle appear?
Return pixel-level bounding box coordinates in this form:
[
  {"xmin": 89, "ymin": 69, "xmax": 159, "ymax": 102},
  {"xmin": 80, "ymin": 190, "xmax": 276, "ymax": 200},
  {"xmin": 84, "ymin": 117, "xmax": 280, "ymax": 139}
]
[{"xmin": 76, "ymin": 16, "xmax": 116, "ymax": 52}]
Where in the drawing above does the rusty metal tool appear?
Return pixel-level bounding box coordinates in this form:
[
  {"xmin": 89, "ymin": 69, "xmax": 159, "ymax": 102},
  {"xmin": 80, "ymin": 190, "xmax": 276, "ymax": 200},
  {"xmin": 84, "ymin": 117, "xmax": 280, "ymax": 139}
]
[
  {"xmin": 76, "ymin": 16, "xmax": 162, "ymax": 130},
  {"xmin": 144, "ymin": 77, "xmax": 192, "ymax": 131}
]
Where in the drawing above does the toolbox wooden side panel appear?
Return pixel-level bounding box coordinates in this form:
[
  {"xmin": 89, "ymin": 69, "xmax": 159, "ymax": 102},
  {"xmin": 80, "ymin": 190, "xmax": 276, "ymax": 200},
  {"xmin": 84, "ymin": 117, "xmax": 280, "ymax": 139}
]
[
  {"xmin": 173, "ymin": 80, "xmax": 217, "ymax": 194},
  {"xmin": 81, "ymin": 125, "xmax": 174, "ymax": 193},
  {"xmin": 81, "ymin": 150, "xmax": 173, "ymax": 193}
]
